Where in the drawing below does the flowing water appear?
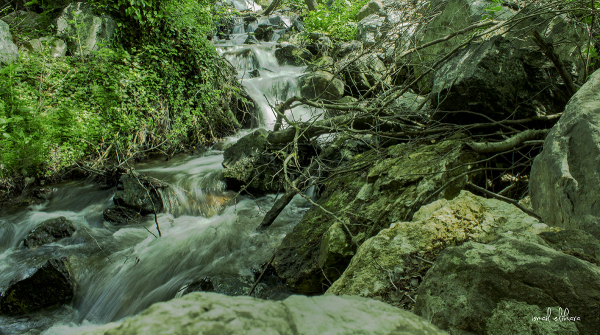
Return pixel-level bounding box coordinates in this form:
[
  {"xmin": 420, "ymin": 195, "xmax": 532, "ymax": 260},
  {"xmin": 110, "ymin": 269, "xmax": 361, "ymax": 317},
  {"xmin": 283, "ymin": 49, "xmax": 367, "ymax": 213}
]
[{"xmin": 0, "ymin": 13, "xmax": 318, "ymax": 335}]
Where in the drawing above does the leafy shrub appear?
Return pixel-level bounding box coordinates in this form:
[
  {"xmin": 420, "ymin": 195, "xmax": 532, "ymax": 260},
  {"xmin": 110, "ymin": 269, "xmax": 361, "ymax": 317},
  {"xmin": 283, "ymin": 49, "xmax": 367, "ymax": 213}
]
[{"xmin": 303, "ymin": 0, "xmax": 369, "ymax": 41}]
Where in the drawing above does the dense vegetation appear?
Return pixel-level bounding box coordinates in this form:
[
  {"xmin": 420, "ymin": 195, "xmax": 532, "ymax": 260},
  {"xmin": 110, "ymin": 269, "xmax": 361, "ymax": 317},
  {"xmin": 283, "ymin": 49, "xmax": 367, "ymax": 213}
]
[{"xmin": 0, "ymin": 0, "xmax": 247, "ymax": 188}]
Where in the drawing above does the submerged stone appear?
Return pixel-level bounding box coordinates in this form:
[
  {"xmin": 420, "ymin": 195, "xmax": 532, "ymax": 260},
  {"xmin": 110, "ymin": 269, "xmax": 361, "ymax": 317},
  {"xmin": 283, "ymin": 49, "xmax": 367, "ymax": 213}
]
[
  {"xmin": 113, "ymin": 174, "xmax": 167, "ymax": 215},
  {"xmin": 103, "ymin": 205, "xmax": 141, "ymax": 226}
]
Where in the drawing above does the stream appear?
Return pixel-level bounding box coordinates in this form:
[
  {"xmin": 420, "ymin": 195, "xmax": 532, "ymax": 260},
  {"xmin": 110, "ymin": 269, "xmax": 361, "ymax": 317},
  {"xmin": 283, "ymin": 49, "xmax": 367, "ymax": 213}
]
[{"xmin": 0, "ymin": 11, "xmax": 317, "ymax": 335}]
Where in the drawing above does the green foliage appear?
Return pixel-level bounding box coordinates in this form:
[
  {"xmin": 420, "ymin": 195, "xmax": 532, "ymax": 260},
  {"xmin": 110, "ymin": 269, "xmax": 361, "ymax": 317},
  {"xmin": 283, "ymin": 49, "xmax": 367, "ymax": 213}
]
[
  {"xmin": 0, "ymin": 0, "xmax": 246, "ymax": 179},
  {"xmin": 303, "ymin": 0, "xmax": 369, "ymax": 41}
]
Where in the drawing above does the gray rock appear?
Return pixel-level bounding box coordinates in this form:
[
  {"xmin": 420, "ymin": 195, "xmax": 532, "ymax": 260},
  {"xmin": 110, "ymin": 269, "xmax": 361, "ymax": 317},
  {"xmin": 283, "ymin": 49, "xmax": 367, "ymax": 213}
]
[
  {"xmin": 485, "ymin": 300, "xmax": 579, "ymax": 335},
  {"xmin": 388, "ymin": 91, "xmax": 428, "ymax": 112},
  {"xmin": 103, "ymin": 205, "xmax": 142, "ymax": 226},
  {"xmin": 222, "ymin": 129, "xmax": 284, "ymax": 195},
  {"xmin": 0, "ymin": 259, "xmax": 74, "ymax": 315},
  {"xmin": 253, "ymin": 24, "xmax": 274, "ymax": 42},
  {"xmin": 539, "ymin": 229, "xmax": 600, "ymax": 266},
  {"xmin": 113, "ymin": 174, "xmax": 167, "ymax": 215},
  {"xmin": 292, "ymin": 18, "xmax": 305, "ymax": 32},
  {"xmin": 1, "ymin": 10, "xmax": 42, "ymax": 32},
  {"xmin": 20, "ymin": 37, "xmax": 67, "ymax": 58},
  {"xmin": 23, "ymin": 216, "xmax": 76, "ymax": 249},
  {"xmin": 326, "ymin": 191, "xmax": 556, "ymax": 305},
  {"xmin": 356, "ymin": 14, "xmax": 385, "ymax": 47},
  {"xmin": 431, "ymin": 36, "xmax": 570, "ymax": 122},
  {"xmin": 414, "ymin": 237, "xmax": 600, "ymax": 334},
  {"xmin": 332, "ymin": 40, "xmax": 362, "ymax": 60},
  {"xmin": 356, "ymin": 1, "xmax": 384, "ymax": 21},
  {"xmin": 305, "ymin": 36, "xmax": 332, "ymax": 57},
  {"xmin": 299, "ymin": 71, "xmax": 345, "ymax": 100},
  {"xmin": 0, "ymin": 20, "xmax": 18, "ymax": 66},
  {"xmin": 58, "ymin": 292, "xmax": 446, "ymax": 335},
  {"xmin": 341, "ymin": 53, "xmax": 390, "ymax": 96},
  {"xmin": 56, "ymin": 2, "xmax": 115, "ymax": 57},
  {"xmin": 530, "ymin": 68, "xmax": 600, "ymax": 239},
  {"xmin": 274, "ymin": 44, "xmax": 312, "ymax": 66}
]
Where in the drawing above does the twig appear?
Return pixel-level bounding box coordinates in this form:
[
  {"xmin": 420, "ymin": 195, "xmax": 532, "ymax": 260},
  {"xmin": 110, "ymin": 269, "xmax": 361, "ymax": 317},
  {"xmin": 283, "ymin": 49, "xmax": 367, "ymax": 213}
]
[
  {"xmin": 467, "ymin": 182, "xmax": 542, "ymax": 220},
  {"xmin": 84, "ymin": 228, "xmax": 113, "ymax": 264},
  {"xmin": 247, "ymin": 252, "xmax": 276, "ymax": 296}
]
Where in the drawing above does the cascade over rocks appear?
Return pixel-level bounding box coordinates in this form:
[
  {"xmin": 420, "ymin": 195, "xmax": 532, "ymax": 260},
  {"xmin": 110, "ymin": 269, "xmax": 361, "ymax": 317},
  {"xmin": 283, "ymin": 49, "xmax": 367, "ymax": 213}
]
[
  {"xmin": 69, "ymin": 292, "xmax": 446, "ymax": 335},
  {"xmin": 112, "ymin": 174, "xmax": 167, "ymax": 215},
  {"xmin": 23, "ymin": 216, "xmax": 76, "ymax": 249},
  {"xmin": 0, "ymin": 20, "xmax": 18, "ymax": 67},
  {"xmin": 56, "ymin": 2, "xmax": 115, "ymax": 56},
  {"xmin": 326, "ymin": 191, "xmax": 557, "ymax": 304},
  {"xmin": 0, "ymin": 259, "xmax": 75, "ymax": 315},
  {"xmin": 431, "ymin": 36, "xmax": 570, "ymax": 122},
  {"xmin": 272, "ymin": 140, "xmax": 479, "ymax": 294},
  {"xmin": 530, "ymin": 68, "xmax": 600, "ymax": 239},
  {"xmin": 414, "ymin": 237, "xmax": 600, "ymax": 334}
]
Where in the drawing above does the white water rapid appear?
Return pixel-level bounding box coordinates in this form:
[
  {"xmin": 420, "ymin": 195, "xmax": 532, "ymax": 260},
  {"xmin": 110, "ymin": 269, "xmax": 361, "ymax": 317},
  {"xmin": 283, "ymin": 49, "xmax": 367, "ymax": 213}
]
[{"xmin": 0, "ymin": 14, "xmax": 316, "ymax": 335}]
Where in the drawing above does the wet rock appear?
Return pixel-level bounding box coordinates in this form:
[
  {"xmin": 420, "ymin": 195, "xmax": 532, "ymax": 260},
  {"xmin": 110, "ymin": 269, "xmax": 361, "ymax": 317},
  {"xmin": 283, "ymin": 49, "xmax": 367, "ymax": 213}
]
[
  {"xmin": 20, "ymin": 37, "xmax": 67, "ymax": 58},
  {"xmin": 326, "ymin": 191, "xmax": 556, "ymax": 305},
  {"xmin": 113, "ymin": 174, "xmax": 167, "ymax": 215},
  {"xmin": 0, "ymin": 259, "xmax": 75, "ymax": 315},
  {"xmin": 274, "ymin": 44, "xmax": 312, "ymax": 66},
  {"xmin": 356, "ymin": 1, "xmax": 384, "ymax": 21},
  {"xmin": 244, "ymin": 34, "xmax": 260, "ymax": 45},
  {"xmin": 414, "ymin": 237, "xmax": 600, "ymax": 334},
  {"xmin": 253, "ymin": 24, "xmax": 274, "ymax": 42},
  {"xmin": 298, "ymin": 71, "xmax": 345, "ymax": 101},
  {"xmin": 341, "ymin": 53, "xmax": 390, "ymax": 96},
  {"xmin": 356, "ymin": 14, "xmax": 385, "ymax": 47},
  {"xmin": 103, "ymin": 205, "xmax": 142, "ymax": 226},
  {"xmin": 305, "ymin": 36, "xmax": 332, "ymax": 57},
  {"xmin": 222, "ymin": 129, "xmax": 284, "ymax": 195},
  {"xmin": 538, "ymin": 229, "xmax": 600, "ymax": 266},
  {"xmin": 56, "ymin": 2, "xmax": 115, "ymax": 56},
  {"xmin": 70, "ymin": 292, "xmax": 446, "ymax": 335},
  {"xmin": 182, "ymin": 276, "xmax": 257, "ymax": 297},
  {"xmin": 23, "ymin": 217, "xmax": 76, "ymax": 249},
  {"xmin": 530, "ymin": 68, "xmax": 600, "ymax": 239},
  {"xmin": 332, "ymin": 40, "xmax": 362, "ymax": 60},
  {"xmin": 0, "ymin": 20, "xmax": 18, "ymax": 67},
  {"xmin": 273, "ymin": 140, "xmax": 480, "ymax": 294},
  {"xmin": 431, "ymin": 36, "xmax": 570, "ymax": 122},
  {"xmin": 248, "ymin": 68, "xmax": 260, "ymax": 78}
]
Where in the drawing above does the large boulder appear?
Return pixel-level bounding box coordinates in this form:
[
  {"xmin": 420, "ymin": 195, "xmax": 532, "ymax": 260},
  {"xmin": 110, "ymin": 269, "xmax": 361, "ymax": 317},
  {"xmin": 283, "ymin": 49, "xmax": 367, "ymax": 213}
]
[
  {"xmin": 113, "ymin": 174, "xmax": 167, "ymax": 215},
  {"xmin": 414, "ymin": 237, "xmax": 600, "ymax": 334},
  {"xmin": 431, "ymin": 36, "xmax": 570, "ymax": 122},
  {"xmin": 341, "ymin": 53, "xmax": 390, "ymax": 96},
  {"xmin": 356, "ymin": 14, "xmax": 385, "ymax": 47},
  {"xmin": 1, "ymin": 10, "xmax": 43, "ymax": 33},
  {"xmin": 0, "ymin": 259, "xmax": 75, "ymax": 315},
  {"xmin": 326, "ymin": 191, "xmax": 556, "ymax": 307},
  {"xmin": 272, "ymin": 140, "xmax": 480, "ymax": 294},
  {"xmin": 356, "ymin": 1, "xmax": 385, "ymax": 21},
  {"xmin": 0, "ymin": 20, "xmax": 18, "ymax": 66},
  {"xmin": 538, "ymin": 229, "xmax": 600, "ymax": 265},
  {"xmin": 20, "ymin": 37, "xmax": 67, "ymax": 58},
  {"xmin": 274, "ymin": 44, "xmax": 312, "ymax": 66},
  {"xmin": 56, "ymin": 2, "xmax": 115, "ymax": 56},
  {"xmin": 222, "ymin": 129, "xmax": 284, "ymax": 195},
  {"xmin": 530, "ymin": 68, "xmax": 600, "ymax": 239},
  {"xmin": 55, "ymin": 292, "xmax": 446, "ymax": 335},
  {"xmin": 298, "ymin": 71, "xmax": 345, "ymax": 100},
  {"xmin": 23, "ymin": 216, "xmax": 76, "ymax": 249}
]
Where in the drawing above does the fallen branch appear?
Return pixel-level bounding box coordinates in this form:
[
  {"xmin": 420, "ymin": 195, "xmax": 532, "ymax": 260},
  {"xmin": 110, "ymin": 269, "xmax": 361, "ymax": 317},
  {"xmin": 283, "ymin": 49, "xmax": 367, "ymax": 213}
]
[
  {"xmin": 467, "ymin": 182, "xmax": 542, "ymax": 221},
  {"xmin": 531, "ymin": 30, "xmax": 578, "ymax": 96},
  {"xmin": 467, "ymin": 129, "xmax": 549, "ymax": 153}
]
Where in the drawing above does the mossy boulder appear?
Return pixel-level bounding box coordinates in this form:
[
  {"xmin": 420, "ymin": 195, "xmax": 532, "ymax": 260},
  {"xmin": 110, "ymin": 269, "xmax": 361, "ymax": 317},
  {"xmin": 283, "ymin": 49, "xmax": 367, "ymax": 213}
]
[
  {"xmin": 23, "ymin": 216, "xmax": 76, "ymax": 249},
  {"xmin": 0, "ymin": 259, "xmax": 75, "ymax": 315},
  {"xmin": 326, "ymin": 191, "xmax": 558, "ymax": 307},
  {"xmin": 415, "ymin": 237, "xmax": 600, "ymax": 334},
  {"xmin": 299, "ymin": 71, "xmax": 345, "ymax": 101},
  {"xmin": 56, "ymin": 2, "xmax": 115, "ymax": 56},
  {"xmin": 274, "ymin": 44, "xmax": 312, "ymax": 66},
  {"xmin": 272, "ymin": 140, "xmax": 480, "ymax": 294},
  {"xmin": 222, "ymin": 129, "xmax": 284, "ymax": 195}
]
